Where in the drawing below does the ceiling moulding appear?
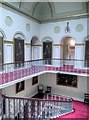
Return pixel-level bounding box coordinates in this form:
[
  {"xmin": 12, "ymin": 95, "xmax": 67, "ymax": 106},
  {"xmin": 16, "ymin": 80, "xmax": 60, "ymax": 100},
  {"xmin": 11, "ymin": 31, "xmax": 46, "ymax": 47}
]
[
  {"xmin": 1, "ymin": 0, "xmax": 87, "ymax": 2},
  {"xmin": 32, "ymin": 2, "xmax": 54, "ymax": 20},
  {"xmin": 41, "ymin": 13, "xmax": 88, "ymax": 24},
  {"xmin": 1, "ymin": 1, "xmax": 41, "ymax": 23},
  {"xmin": 0, "ymin": 1, "xmax": 88, "ymax": 24}
]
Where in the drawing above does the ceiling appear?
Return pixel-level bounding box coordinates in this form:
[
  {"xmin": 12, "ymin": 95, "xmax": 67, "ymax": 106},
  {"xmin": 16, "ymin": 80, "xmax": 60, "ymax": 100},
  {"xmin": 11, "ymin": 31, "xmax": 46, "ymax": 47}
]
[{"xmin": 1, "ymin": 1, "xmax": 88, "ymax": 23}]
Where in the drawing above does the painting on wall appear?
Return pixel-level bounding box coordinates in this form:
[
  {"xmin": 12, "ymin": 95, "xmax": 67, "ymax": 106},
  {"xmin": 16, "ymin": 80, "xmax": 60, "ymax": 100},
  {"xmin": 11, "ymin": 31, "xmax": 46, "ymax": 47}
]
[
  {"xmin": 43, "ymin": 42, "xmax": 52, "ymax": 64},
  {"xmin": 32, "ymin": 76, "xmax": 38, "ymax": 85},
  {"xmin": 57, "ymin": 73, "xmax": 77, "ymax": 88},
  {"xmin": 14, "ymin": 38, "xmax": 24, "ymax": 66},
  {"xmin": 16, "ymin": 81, "xmax": 25, "ymax": 93},
  {"xmin": 85, "ymin": 40, "xmax": 89, "ymax": 67},
  {"xmin": 0, "ymin": 37, "xmax": 3, "ymax": 64}
]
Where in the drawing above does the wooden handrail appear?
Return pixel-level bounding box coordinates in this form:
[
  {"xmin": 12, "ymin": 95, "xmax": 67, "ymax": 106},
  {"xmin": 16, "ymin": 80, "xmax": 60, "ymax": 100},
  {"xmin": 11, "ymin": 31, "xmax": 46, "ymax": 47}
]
[
  {"xmin": 2, "ymin": 94, "xmax": 73, "ymax": 102},
  {"xmin": 0, "ymin": 58, "xmax": 88, "ymax": 66}
]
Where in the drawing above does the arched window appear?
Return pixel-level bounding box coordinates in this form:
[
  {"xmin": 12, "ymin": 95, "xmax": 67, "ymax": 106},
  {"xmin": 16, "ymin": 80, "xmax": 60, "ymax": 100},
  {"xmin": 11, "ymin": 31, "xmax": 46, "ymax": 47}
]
[{"xmin": 85, "ymin": 36, "xmax": 89, "ymax": 67}]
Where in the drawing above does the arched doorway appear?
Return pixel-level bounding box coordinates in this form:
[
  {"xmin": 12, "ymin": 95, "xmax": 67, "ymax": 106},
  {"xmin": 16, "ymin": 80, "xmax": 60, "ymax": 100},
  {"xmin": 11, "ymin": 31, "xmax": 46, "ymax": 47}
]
[
  {"xmin": 31, "ymin": 36, "xmax": 40, "ymax": 60},
  {"xmin": 61, "ymin": 36, "xmax": 75, "ymax": 65}
]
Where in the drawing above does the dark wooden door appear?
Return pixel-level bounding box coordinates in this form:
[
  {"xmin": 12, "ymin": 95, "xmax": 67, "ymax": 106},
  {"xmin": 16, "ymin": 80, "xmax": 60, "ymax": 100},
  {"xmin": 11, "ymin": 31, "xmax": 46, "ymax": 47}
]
[
  {"xmin": 43, "ymin": 42, "xmax": 52, "ymax": 64},
  {"xmin": 14, "ymin": 38, "xmax": 24, "ymax": 65}
]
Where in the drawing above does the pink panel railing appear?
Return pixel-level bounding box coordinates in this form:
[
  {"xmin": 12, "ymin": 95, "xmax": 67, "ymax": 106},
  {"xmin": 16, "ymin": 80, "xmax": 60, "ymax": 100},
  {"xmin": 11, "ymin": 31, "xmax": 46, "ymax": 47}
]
[{"xmin": 0, "ymin": 59, "xmax": 89, "ymax": 85}]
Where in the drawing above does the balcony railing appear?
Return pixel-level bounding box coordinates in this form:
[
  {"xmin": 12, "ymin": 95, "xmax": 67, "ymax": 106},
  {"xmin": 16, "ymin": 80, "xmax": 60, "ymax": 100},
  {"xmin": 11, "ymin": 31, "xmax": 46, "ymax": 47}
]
[
  {"xmin": 0, "ymin": 59, "xmax": 89, "ymax": 85},
  {"xmin": 1, "ymin": 93, "xmax": 73, "ymax": 119}
]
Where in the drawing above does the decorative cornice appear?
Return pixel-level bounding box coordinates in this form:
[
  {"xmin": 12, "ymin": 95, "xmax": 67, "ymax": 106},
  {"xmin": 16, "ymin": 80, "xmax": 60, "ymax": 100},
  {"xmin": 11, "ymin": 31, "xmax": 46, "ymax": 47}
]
[{"xmin": 41, "ymin": 13, "xmax": 88, "ymax": 24}]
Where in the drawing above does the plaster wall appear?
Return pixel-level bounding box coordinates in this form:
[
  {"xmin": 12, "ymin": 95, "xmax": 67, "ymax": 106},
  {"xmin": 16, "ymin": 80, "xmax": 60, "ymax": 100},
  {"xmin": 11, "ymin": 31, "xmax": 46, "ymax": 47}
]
[{"xmin": 39, "ymin": 73, "xmax": 87, "ymax": 101}]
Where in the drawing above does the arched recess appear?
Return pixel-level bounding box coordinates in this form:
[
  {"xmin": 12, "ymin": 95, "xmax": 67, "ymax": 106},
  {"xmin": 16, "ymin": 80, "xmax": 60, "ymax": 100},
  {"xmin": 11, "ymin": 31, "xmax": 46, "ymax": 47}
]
[
  {"xmin": 31, "ymin": 36, "xmax": 40, "ymax": 60},
  {"xmin": 0, "ymin": 28, "xmax": 6, "ymax": 64},
  {"xmin": 0, "ymin": 28, "xmax": 6, "ymax": 39},
  {"xmin": 84, "ymin": 36, "xmax": 89, "ymax": 67},
  {"xmin": 14, "ymin": 31, "xmax": 26, "ymax": 40},
  {"xmin": 60, "ymin": 36, "xmax": 76, "ymax": 66},
  {"xmin": 14, "ymin": 32, "xmax": 25, "ymax": 64},
  {"xmin": 32, "ymin": 2, "xmax": 55, "ymax": 19},
  {"xmin": 42, "ymin": 37, "xmax": 53, "ymax": 64}
]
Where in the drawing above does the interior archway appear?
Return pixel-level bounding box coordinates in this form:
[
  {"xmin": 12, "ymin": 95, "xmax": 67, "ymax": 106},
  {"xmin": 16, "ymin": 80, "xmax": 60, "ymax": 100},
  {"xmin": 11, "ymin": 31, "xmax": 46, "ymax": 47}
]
[
  {"xmin": 60, "ymin": 36, "xmax": 75, "ymax": 66},
  {"xmin": 0, "ymin": 29, "xmax": 6, "ymax": 64}
]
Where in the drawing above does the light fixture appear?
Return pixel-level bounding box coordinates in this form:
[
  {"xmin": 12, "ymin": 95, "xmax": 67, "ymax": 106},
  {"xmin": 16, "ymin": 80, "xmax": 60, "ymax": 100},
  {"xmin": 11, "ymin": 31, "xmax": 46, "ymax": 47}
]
[
  {"xmin": 70, "ymin": 39, "xmax": 75, "ymax": 46},
  {"xmin": 65, "ymin": 22, "xmax": 70, "ymax": 33}
]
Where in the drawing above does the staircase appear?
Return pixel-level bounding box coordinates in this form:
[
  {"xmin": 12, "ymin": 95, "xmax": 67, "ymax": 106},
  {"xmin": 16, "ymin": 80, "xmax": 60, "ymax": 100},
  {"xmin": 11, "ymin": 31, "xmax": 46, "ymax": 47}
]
[{"xmin": 1, "ymin": 94, "xmax": 73, "ymax": 119}]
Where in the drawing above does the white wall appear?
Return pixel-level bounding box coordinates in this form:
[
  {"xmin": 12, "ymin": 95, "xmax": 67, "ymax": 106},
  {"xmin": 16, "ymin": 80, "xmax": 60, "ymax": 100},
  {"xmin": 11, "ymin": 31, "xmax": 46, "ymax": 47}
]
[
  {"xmin": 1, "ymin": 8, "xmax": 40, "ymax": 42},
  {"xmin": 2, "ymin": 73, "xmax": 88, "ymax": 102},
  {"xmin": 0, "ymin": 6, "xmax": 87, "ymax": 62},
  {"xmin": 40, "ymin": 18, "xmax": 87, "ymax": 60},
  {"xmin": 25, "ymin": 45, "xmax": 31, "ymax": 61},
  {"xmin": 0, "ymin": 6, "xmax": 40, "ymax": 63},
  {"xmin": 40, "ymin": 19, "xmax": 87, "ymax": 44},
  {"xmin": 0, "ymin": 6, "xmax": 88, "ymax": 102},
  {"xmin": 39, "ymin": 73, "xmax": 88, "ymax": 102},
  {"xmin": 3, "ymin": 77, "xmax": 39, "ymax": 97},
  {"xmin": 4, "ymin": 44, "xmax": 13, "ymax": 63}
]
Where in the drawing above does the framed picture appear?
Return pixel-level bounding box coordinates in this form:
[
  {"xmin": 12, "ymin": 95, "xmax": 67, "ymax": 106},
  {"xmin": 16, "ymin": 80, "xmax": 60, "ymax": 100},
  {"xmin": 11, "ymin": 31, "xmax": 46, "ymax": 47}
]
[
  {"xmin": 56, "ymin": 73, "xmax": 77, "ymax": 88},
  {"xmin": 85, "ymin": 40, "xmax": 89, "ymax": 67},
  {"xmin": 32, "ymin": 76, "xmax": 38, "ymax": 85},
  {"xmin": 14, "ymin": 38, "xmax": 24, "ymax": 64},
  {"xmin": 16, "ymin": 81, "xmax": 25, "ymax": 93},
  {"xmin": 43, "ymin": 42, "xmax": 52, "ymax": 64}
]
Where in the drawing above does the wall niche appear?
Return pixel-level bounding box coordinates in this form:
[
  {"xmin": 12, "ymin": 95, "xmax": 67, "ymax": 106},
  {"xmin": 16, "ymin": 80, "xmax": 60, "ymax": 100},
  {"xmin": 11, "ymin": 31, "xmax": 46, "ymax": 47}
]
[{"xmin": 57, "ymin": 73, "xmax": 77, "ymax": 88}]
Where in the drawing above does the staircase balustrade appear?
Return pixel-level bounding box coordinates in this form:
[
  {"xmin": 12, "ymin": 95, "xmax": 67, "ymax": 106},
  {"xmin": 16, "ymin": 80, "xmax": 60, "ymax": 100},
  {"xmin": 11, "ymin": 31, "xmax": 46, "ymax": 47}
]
[{"xmin": 1, "ymin": 93, "xmax": 73, "ymax": 119}]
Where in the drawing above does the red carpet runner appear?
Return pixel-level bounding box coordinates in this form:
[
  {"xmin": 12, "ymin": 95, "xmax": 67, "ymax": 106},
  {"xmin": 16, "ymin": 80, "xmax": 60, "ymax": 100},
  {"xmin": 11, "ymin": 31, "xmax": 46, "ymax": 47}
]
[{"xmin": 51, "ymin": 100, "xmax": 89, "ymax": 119}]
